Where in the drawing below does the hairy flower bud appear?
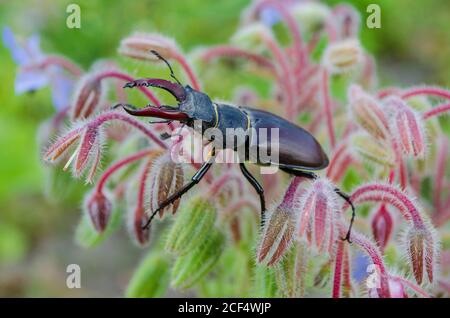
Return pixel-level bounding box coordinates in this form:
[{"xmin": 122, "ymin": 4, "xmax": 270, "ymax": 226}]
[
  {"xmin": 348, "ymin": 85, "xmax": 389, "ymax": 141},
  {"xmin": 132, "ymin": 207, "xmax": 151, "ymax": 246},
  {"xmin": 71, "ymin": 73, "xmax": 106, "ymax": 119},
  {"xmin": 371, "ymin": 205, "xmax": 393, "ymax": 251},
  {"xmin": 171, "ymin": 229, "xmax": 224, "ymax": 289},
  {"xmin": 231, "ymin": 23, "xmax": 271, "ymax": 51},
  {"xmin": 84, "ymin": 190, "xmax": 112, "ymax": 232},
  {"xmin": 351, "ymin": 133, "xmax": 395, "ymax": 168},
  {"xmin": 73, "ymin": 125, "xmax": 104, "ymax": 180},
  {"xmin": 147, "ymin": 154, "xmax": 184, "ymax": 218},
  {"xmin": 165, "ymin": 196, "xmax": 216, "ymax": 255},
  {"xmin": 125, "ymin": 251, "xmax": 170, "ymax": 297},
  {"xmin": 291, "ymin": 2, "xmax": 330, "ymax": 34},
  {"xmin": 298, "ymin": 178, "xmax": 340, "ymax": 253},
  {"xmin": 322, "ymin": 39, "xmax": 363, "ymax": 74},
  {"xmin": 385, "ymin": 97, "xmax": 426, "ymax": 158},
  {"xmin": 118, "ymin": 32, "xmax": 179, "ymax": 61},
  {"xmin": 257, "ymin": 179, "xmax": 300, "ymax": 266},
  {"xmin": 404, "ymin": 225, "xmax": 437, "ymax": 284}
]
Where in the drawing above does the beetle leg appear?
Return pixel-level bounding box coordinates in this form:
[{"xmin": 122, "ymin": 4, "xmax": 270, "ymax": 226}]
[
  {"xmin": 142, "ymin": 149, "xmax": 216, "ymax": 230},
  {"xmin": 334, "ymin": 189, "xmax": 356, "ymax": 244},
  {"xmin": 239, "ymin": 163, "xmax": 266, "ymax": 229}
]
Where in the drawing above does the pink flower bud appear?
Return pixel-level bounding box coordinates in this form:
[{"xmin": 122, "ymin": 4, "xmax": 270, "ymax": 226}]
[
  {"xmin": 298, "ymin": 178, "xmax": 340, "ymax": 253},
  {"xmin": 132, "ymin": 208, "xmax": 151, "ymax": 246},
  {"xmin": 84, "ymin": 190, "xmax": 112, "ymax": 232},
  {"xmin": 385, "ymin": 97, "xmax": 426, "ymax": 158},
  {"xmin": 70, "ymin": 125, "xmax": 104, "ymax": 182},
  {"xmin": 371, "ymin": 205, "xmax": 393, "ymax": 251},
  {"xmin": 348, "ymin": 84, "xmax": 389, "ymax": 141},
  {"xmin": 71, "ymin": 73, "xmax": 106, "ymax": 119},
  {"xmin": 257, "ymin": 178, "xmax": 303, "ymax": 266},
  {"xmin": 404, "ymin": 225, "xmax": 437, "ymax": 285},
  {"xmin": 147, "ymin": 154, "xmax": 184, "ymax": 218},
  {"xmin": 257, "ymin": 202, "xmax": 296, "ymax": 266},
  {"xmin": 43, "ymin": 127, "xmax": 82, "ymax": 162},
  {"xmin": 118, "ymin": 32, "xmax": 179, "ymax": 61}
]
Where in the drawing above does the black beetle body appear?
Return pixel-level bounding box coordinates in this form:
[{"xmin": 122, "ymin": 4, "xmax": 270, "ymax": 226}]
[{"xmin": 117, "ymin": 52, "xmax": 355, "ymax": 242}]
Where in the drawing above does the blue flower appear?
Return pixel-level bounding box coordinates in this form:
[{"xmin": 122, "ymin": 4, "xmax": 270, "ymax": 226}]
[
  {"xmin": 260, "ymin": 7, "xmax": 281, "ymax": 27},
  {"xmin": 352, "ymin": 251, "xmax": 372, "ymax": 282},
  {"xmin": 3, "ymin": 27, "xmax": 74, "ymax": 111}
]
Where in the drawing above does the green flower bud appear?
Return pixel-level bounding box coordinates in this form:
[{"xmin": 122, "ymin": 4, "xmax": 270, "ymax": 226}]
[
  {"xmin": 351, "ymin": 134, "xmax": 395, "ymax": 168},
  {"xmin": 252, "ymin": 264, "xmax": 278, "ymax": 298},
  {"xmin": 165, "ymin": 196, "xmax": 216, "ymax": 255},
  {"xmin": 275, "ymin": 241, "xmax": 308, "ymax": 298},
  {"xmin": 171, "ymin": 229, "xmax": 224, "ymax": 289},
  {"xmin": 125, "ymin": 251, "xmax": 170, "ymax": 298}
]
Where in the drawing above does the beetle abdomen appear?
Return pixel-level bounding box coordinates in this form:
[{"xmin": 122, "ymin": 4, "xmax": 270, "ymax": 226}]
[{"xmin": 243, "ymin": 107, "xmax": 329, "ymax": 170}]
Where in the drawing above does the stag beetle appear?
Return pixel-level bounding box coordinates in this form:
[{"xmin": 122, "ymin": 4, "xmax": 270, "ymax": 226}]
[{"xmin": 115, "ymin": 51, "xmax": 356, "ymax": 242}]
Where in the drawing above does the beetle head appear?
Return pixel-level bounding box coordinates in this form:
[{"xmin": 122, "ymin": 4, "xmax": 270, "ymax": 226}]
[{"xmin": 118, "ymin": 79, "xmax": 216, "ymax": 129}]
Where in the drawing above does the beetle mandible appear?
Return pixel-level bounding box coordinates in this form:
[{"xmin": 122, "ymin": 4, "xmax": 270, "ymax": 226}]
[{"xmin": 115, "ymin": 51, "xmax": 356, "ymax": 243}]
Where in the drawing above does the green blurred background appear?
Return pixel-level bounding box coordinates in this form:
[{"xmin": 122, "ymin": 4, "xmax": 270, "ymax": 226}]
[{"xmin": 0, "ymin": 0, "xmax": 449, "ymax": 297}]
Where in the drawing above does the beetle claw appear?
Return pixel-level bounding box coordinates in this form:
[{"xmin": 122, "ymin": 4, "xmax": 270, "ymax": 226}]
[{"xmin": 123, "ymin": 78, "xmax": 186, "ymax": 102}]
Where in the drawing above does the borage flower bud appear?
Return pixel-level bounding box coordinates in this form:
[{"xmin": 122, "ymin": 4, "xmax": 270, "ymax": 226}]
[
  {"xmin": 231, "ymin": 23, "xmax": 272, "ymax": 51},
  {"xmin": 147, "ymin": 154, "xmax": 184, "ymax": 218},
  {"xmin": 385, "ymin": 97, "xmax": 426, "ymax": 158},
  {"xmin": 44, "ymin": 123, "xmax": 104, "ymax": 183},
  {"xmin": 350, "ymin": 133, "xmax": 395, "ymax": 168},
  {"xmin": 257, "ymin": 188, "xmax": 298, "ymax": 266},
  {"xmin": 118, "ymin": 32, "xmax": 179, "ymax": 61},
  {"xmin": 291, "ymin": 2, "xmax": 330, "ymax": 34},
  {"xmin": 171, "ymin": 229, "xmax": 224, "ymax": 289},
  {"xmin": 371, "ymin": 205, "xmax": 393, "ymax": 251},
  {"xmin": 297, "ymin": 178, "xmax": 340, "ymax": 254},
  {"xmin": 84, "ymin": 190, "xmax": 112, "ymax": 232},
  {"xmin": 348, "ymin": 85, "xmax": 389, "ymax": 141},
  {"xmin": 165, "ymin": 196, "xmax": 216, "ymax": 255},
  {"xmin": 404, "ymin": 225, "xmax": 437, "ymax": 284},
  {"xmin": 125, "ymin": 251, "xmax": 171, "ymax": 298},
  {"xmin": 322, "ymin": 39, "xmax": 363, "ymax": 74},
  {"xmin": 132, "ymin": 207, "xmax": 151, "ymax": 246},
  {"xmin": 71, "ymin": 73, "xmax": 106, "ymax": 119}
]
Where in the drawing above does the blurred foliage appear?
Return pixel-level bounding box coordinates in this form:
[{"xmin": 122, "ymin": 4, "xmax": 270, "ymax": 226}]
[{"xmin": 0, "ymin": 0, "xmax": 449, "ymax": 297}]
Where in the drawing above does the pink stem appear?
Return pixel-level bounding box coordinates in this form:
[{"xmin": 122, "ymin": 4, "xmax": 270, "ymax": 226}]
[
  {"xmin": 423, "ymin": 102, "xmax": 450, "ymax": 120},
  {"xmin": 339, "ymin": 223, "xmax": 390, "ymax": 298},
  {"xmin": 200, "ymin": 46, "xmax": 275, "ymax": 72},
  {"xmin": 96, "ymin": 149, "xmax": 155, "ymax": 192},
  {"xmin": 434, "ymin": 138, "xmax": 448, "ymax": 212},
  {"xmin": 92, "ymin": 111, "xmax": 167, "ymax": 149},
  {"xmin": 402, "ymin": 87, "xmax": 450, "ymax": 100},
  {"xmin": 222, "ymin": 199, "xmax": 260, "ymax": 220},
  {"xmin": 390, "ymin": 276, "xmax": 430, "ymax": 298},
  {"xmin": 350, "ymin": 183, "xmax": 425, "ymax": 229},
  {"xmin": 322, "ymin": 69, "xmax": 336, "ymax": 148},
  {"xmin": 39, "ymin": 55, "xmax": 83, "ymax": 77},
  {"xmin": 332, "ymin": 240, "xmax": 345, "ymax": 298},
  {"xmin": 208, "ymin": 173, "xmax": 244, "ymax": 197},
  {"xmin": 326, "ymin": 142, "xmax": 347, "ymax": 179},
  {"xmin": 95, "ymin": 71, "xmax": 161, "ymax": 106},
  {"xmin": 173, "ymin": 52, "xmax": 201, "ymax": 90},
  {"xmin": 262, "ymin": 34, "xmax": 295, "ymax": 116},
  {"xmin": 377, "ymin": 87, "xmax": 401, "ymax": 99}
]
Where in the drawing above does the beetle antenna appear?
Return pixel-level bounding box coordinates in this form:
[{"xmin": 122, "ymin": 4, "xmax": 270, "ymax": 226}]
[{"xmin": 150, "ymin": 50, "xmax": 182, "ymax": 85}]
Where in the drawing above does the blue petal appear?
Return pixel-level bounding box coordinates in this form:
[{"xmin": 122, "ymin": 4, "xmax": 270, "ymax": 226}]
[
  {"xmin": 50, "ymin": 73, "xmax": 74, "ymax": 111},
  {"xmin": 351, "ymin": 252, "xmax": 372, "ymax": 282},
  {"xmin": 2, "ymin": 26, "xmax": 30, "ymax": 65},
  {"xmin": 15, "ymin": 69, "xmax": 49, "ymax": 94},
  {"xmin": 260, "ymin": 7, "xmax": 281, "ymax": 27}
]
